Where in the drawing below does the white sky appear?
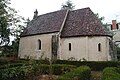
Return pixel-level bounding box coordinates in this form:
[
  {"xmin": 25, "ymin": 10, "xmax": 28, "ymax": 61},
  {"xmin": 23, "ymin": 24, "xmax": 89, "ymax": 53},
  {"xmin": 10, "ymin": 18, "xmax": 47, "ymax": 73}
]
[{"xmin": 10, "ymin": 0, "xmax": 120, "ymax": 23}]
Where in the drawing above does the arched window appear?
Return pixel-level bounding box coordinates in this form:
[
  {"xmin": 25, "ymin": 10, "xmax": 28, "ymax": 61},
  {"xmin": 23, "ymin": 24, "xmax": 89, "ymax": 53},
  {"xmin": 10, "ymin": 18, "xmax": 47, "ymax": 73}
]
[
  {"xmin": 38, "ymin": 39, "xmax": 41, "ymax": 50},
  {"xmin": 69, "ymin": 43, "xmax": 71, "ymax": 51},
  {"xmin": 98, "ymin": 43, "xmax": 101, "ymax": 52}
]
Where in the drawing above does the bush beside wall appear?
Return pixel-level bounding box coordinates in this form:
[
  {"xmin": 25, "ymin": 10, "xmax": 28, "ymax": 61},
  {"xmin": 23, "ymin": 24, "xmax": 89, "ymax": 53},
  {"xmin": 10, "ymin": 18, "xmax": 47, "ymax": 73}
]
[
  {"xmin": 55, "ymin": 60, "xmax": 120, "ymax": 71},
  {"xmin": 57, "ymin": 66, "xmax": 91, "ymax": 80}
]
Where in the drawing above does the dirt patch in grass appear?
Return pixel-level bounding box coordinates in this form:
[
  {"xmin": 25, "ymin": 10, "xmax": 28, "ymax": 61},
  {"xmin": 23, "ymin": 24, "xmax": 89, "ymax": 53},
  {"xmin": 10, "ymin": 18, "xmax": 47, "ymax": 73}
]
[
  {"xmin": 91, "ymin": 71, "xmax": 102, "ymax": 80},
  {"xmin": 33, "ymin": 75, "xmax": 58, "ymax": 80}
]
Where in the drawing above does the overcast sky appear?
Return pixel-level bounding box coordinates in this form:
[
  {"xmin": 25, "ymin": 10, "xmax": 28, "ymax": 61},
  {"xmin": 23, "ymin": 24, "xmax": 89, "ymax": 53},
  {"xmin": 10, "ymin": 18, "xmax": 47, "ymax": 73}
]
[{"xmin": 10, "ymin": 0, "xmax": 120, "ymax": 23}]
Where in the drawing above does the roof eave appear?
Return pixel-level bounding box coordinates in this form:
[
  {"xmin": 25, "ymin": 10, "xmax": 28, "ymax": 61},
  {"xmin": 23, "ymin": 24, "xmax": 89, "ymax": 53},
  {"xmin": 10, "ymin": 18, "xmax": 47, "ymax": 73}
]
[
  {"xmin": 60, "ymin": 35, "xmax": 112, "ymax": 38},
  {"xmin": 20, "ymin": 31, "xmax": 59, "ymax": 37}
]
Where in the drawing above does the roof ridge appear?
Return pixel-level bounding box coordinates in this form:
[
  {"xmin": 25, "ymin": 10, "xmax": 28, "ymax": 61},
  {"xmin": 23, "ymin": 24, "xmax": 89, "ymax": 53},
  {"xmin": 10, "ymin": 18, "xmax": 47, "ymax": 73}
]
[
  {"xmin": 71, "ymin": 7, "xmax": 90, "ymax": 12},
  {"xmin": 36, "ymin": 10, "xmax": 67, "ymax": 18},
  {"xmin": 59, "ymin": 10, "xmax": 69, "ymax": 34}
]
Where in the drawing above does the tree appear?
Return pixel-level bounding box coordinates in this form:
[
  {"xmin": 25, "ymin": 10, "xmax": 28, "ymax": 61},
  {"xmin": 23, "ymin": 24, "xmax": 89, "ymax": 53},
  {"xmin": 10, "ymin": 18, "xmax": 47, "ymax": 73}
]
[
  {"xmin": 0, "ymin": 0, "xmax": 25, "ymax": 46},
  {"xmin": 0, "ymin": 0, "xmax": 10, "ymax": 46},
  {"xmin": 95, "ymin": 13, "xmax": 111, "ymax": 32},
  {"xmin": 95, "ymin": 13, "xmax": 105, "ymax": 23},
  {"xmin": 61, "ymin": 0, "xmax": 75, "ymax": 10},
  {"xmin": 0, "ymin": 0, "xmax": 25, "ymax": 55}
]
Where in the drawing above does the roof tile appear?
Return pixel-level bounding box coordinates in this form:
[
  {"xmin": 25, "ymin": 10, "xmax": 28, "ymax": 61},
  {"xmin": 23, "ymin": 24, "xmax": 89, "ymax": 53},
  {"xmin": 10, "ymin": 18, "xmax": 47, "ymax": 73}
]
[
  {"xmin": 21, "ymin": 10, "xmax": 67, "ymax": 36},
  {"xmin": 21, "ymin": 8, "xmax": 110, "ymax": 37},
  {"xmin": 61, "ymin": 8, "xmax": 109, "ymax": 37}
]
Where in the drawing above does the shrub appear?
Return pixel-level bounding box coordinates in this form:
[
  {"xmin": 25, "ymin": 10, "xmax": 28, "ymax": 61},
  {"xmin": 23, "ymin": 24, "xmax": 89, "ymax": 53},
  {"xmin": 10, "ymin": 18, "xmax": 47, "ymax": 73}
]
[
  {"xmin": 55, "ymin": 60, "xmax": 120, "ymax": 71},
  {"xmin": 32, "ymin": 64, "xmax": 76, "ymax": 75},
  {"xmin": 102, "ymin": 67, "xmax": 120, "ymax": 80},
  {"xmin": 57, "ymin": 66, "xmax": 91, "ymax": 80},
  {"xmin": 35, "ymin": 64, "xmax": 49, "ymax": 74},
  {"xmin": 19, "ymin": 58, "xmax": 50, "ymax": 64},
  {"xmin": 0, "ymin": 64, "xmax": 76, "ymax": 80},
  {"xmin": 52, "ymin": 64, "xmax": 76, "ymax": 75},
  {"xmin": 0, "ymin": 66, "xmax": 34, "ymax": 80},
  {"xmin": 0, "ymin": 58, "xmax": 28, "ymax": 66},
  {"xmin": 0, "ymin": 63, "xmax": 29, "ymax": 69}
]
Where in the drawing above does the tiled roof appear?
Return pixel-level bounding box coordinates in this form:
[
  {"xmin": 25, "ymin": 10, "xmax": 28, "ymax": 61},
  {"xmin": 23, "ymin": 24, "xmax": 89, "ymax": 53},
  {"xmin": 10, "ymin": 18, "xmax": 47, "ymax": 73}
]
[
  {"xmin": 21, "ymin": 10, "xmax": 67, "ymax": 36},
  {"xmin": 61, "ymin": 8, "xmax": 109, "ymax": 37},
  {"xmin": 21, "ymin": 7, "xmax": 111, "ymax": 37}
]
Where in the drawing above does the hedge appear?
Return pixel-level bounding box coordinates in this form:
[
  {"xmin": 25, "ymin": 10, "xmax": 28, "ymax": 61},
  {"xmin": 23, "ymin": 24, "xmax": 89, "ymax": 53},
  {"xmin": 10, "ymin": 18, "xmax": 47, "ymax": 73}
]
[
  {"xmin": 0, "ymin": 64, "xmax": 76, "ymax": 80},
  {"xmin": 0, "ymin": 63, "xmax": 29, "ymax": 69},
  {"xmin": 0, "ymin": 59, "xmax": 28, "ymax": 65},
  {"xmin": 19, "ymin": 59, "xmax": 50, "ymax": 64},
  {"xmin": 57, "ymin": 66, "xmax": 91, "ymax": 80},
  {"xmin": 102, "ymin": 67, "xmax": 120, "ymax": 80},
  {"xmin": 0, "ymin": 59, "xmax": 49, "ymax": 69},
  {"xmin": 52, "ymin": 64, "xmax": 76, "ymax": 75},
  {"xmin": 0, "ymin": 66, "xmax": 33, "ymax": 80},
  {"xmin": 29, "ymin": 64, "xmax": 76, "ymax": 75},
  {"xmin": 55, "ymin": 60, "xmax": 120, "ymax": 71}
]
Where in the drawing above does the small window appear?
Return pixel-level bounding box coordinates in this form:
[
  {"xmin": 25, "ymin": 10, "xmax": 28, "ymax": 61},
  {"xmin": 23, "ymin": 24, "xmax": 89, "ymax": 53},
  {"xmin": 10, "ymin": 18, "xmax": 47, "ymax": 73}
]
[
  {"xmin": 38, "ymin": 39, "xmax": 41, "ymax": 50},
  {"xmin": 69, "ymin": 43, "xmax": 71, "ymax": 51},
  {"xmin": 98, "ymin": 43, "xmax": 101, "ymax": 52}
]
